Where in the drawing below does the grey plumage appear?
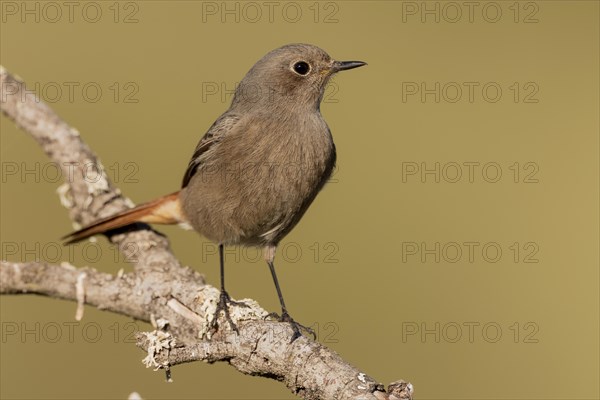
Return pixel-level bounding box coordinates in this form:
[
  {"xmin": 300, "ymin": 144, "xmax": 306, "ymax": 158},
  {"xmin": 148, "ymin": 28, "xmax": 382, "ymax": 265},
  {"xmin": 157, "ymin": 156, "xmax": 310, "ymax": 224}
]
[
  {"xmin": 181, "ymin": 44, "xmax": 341, "ymax": 247},
  {"xmin": 63, "ymin": 43, "xmax": 366, "ymax": 341}
]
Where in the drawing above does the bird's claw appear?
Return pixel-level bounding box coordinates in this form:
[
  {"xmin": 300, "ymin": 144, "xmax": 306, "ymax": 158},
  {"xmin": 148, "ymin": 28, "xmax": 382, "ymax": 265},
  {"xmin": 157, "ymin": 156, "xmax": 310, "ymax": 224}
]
[
  {"xmin": 210, "ymin": 291, "xmax": 248, "ymax": 335},
  {"xmin": 264, "ymin": 310, "xmax": 316, "ymax": 342}
]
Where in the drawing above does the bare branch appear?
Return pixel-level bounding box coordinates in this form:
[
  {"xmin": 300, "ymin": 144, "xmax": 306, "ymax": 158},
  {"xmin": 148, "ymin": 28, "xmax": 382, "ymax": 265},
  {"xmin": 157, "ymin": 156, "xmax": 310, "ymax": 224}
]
[{"xmin": 0, "ymin": 66, "xmax": 412, "ymax": 400}]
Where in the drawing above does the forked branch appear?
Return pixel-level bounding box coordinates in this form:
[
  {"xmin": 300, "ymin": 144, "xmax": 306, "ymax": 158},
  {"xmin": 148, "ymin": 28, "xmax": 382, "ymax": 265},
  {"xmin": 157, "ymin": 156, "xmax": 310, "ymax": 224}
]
[{"xmin": 0, "ymin": 66, "xmax": 412, "ymax": 400}]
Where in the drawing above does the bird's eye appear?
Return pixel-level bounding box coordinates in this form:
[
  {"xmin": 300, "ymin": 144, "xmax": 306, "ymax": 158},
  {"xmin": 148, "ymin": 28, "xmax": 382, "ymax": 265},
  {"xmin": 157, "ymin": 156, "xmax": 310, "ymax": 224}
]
[{"xmin": 293, "ymin": 61, "xmax": 310, "ymax": 76}]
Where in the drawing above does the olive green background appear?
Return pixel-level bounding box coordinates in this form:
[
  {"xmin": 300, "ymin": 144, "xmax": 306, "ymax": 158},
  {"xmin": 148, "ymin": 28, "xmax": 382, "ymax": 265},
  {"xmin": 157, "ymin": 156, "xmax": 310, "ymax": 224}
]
[{"xmin": 1, "ymin": 1, "xmax": 598, "ymax": 399}]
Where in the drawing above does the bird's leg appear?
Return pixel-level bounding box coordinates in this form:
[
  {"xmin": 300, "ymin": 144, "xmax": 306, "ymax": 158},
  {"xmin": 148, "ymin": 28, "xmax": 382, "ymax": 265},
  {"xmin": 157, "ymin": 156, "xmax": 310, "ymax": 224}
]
[
  {"xmin": 210, "ymin": 244, "xmax": 248, "ymax": 335},
  {"xmin": 264, "ymin": 245, "xmax": 316, "ymax": 342}
]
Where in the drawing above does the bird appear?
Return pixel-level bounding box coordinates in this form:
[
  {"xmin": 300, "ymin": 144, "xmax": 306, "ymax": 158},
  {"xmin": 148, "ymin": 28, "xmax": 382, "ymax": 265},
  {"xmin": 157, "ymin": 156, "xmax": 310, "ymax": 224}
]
[{"xmin": 63, "ymin": 43, "xmax": 366, "ymax": 341}]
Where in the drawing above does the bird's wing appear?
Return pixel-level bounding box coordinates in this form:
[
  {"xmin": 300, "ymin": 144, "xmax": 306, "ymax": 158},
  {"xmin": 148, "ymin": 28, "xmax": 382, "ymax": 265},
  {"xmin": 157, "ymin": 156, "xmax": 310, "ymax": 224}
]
[{"xmin": 181, "ymin": 113, "xmax": 241, "ymax": 188}]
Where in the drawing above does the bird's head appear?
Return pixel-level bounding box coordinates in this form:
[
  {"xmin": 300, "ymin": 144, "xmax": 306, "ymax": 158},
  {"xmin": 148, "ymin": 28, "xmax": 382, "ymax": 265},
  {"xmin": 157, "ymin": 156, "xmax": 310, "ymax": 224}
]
[{"xmin": 231, "ymin": 43, "xmax": 366, "ymax": 112}]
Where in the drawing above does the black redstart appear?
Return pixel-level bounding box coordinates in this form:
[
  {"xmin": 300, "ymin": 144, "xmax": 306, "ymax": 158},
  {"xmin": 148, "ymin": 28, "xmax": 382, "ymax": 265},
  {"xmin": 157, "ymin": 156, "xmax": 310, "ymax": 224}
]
[{"xmin": 64, "ymin": 43, "xmax": 366, "ymax": 341}]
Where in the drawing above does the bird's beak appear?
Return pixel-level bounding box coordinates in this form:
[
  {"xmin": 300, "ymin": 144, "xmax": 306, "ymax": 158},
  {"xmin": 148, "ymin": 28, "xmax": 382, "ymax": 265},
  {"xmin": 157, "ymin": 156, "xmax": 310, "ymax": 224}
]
[{"xmin": 332, "ymin": 60, "xmax": 367, "ymax": 72}]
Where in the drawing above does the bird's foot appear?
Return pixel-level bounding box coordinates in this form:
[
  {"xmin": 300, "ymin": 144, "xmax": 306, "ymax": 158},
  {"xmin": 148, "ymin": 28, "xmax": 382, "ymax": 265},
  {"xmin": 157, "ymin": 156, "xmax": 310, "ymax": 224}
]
[
  {"xmin": 265, "ymin": 311, "xmax": 316, "ymax": 342},
  {"xmin": 210, "ymin": 291, "xmax": 249, "ymax": 335}
]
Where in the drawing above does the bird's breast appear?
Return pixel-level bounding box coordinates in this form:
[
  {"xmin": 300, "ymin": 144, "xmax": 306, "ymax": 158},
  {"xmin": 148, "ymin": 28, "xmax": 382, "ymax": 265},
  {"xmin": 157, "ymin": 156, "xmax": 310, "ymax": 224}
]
[{"xmin": 181, "ymin": 113, "xmax": 335, "ymax": 246}]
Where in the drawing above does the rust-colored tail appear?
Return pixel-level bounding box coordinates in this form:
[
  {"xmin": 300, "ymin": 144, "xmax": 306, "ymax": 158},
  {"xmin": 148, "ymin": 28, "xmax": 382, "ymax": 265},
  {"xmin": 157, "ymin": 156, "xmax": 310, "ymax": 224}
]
[{"xmin": 62, "ymin": 191, "xmax": 185, "ymax": 244}]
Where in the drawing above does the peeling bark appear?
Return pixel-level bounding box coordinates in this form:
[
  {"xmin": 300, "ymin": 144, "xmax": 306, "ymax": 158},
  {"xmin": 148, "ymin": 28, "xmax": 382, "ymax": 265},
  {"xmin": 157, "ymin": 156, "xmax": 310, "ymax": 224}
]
[{"xmin": 0, "ymin": 66, "xmax": 413, "ymax": 400}]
